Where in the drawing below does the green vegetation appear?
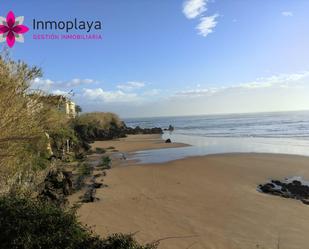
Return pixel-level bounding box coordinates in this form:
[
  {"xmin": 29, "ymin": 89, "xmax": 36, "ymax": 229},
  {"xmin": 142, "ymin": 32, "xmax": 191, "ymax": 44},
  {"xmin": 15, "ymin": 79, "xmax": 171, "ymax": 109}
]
[
  {"xmin": 77, "ymin": 112, "xmax": 123, "ymax": 130},
  {"xmin": 0, "ymin": 196, "xmax": 158, "ymax": 249},
  {"xmin": 98, "ymin": 156, "xmax": 111, "ymax": 169},
  {"xmin": 73, "ymin": 112, "xmax": 125, "ymax": 143},
  {"xmin": 0, "ymin": 54, "xmax": 124, "ymax": 194},
  {"xmin": 0, "ymin": 52, "xmax": 126, "ymax": 193},
  {"xmin": 0, "ymin": 52, "xmax": 49, "ymax": 194},
  {"xmin": 0, "ymin": 53, "xmax": 155, "ymax": 248},
  {"xmin": 75, "ymin": 105, "xmax": 82, "ymax": 116},
  {"xmin": 78, "ymin": 163, "xmax": 92, "ymax": 176}
]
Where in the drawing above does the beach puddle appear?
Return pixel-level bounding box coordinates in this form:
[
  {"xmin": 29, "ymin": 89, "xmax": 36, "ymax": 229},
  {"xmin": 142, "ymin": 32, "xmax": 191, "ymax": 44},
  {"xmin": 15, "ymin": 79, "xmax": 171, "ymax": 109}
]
[{"xmin": 128, "ymin": 133, "xmax": 309, "ymax": 164}]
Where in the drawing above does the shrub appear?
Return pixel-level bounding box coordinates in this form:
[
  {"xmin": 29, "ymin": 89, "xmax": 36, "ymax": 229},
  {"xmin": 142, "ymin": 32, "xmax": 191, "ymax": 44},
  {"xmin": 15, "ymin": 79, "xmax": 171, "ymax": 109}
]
[
  {"xmin": 75, "ymin": 152, "xmax": 86, "ymax": 161},
  {"xmin": 98, "ymin": 156, "xmax": 111, "ymax": 169},
  {"xmin": 87, "ymin": 234, "xmax": 158, "ymax": 249},
  {"xmin": 0, "ymin": 196, "xmax": 87, "ymax": 248},
  {"xmin": 78, "ymin": 163, "xmax": 91, "ymax": 176},
  {"xmin": 77, "ymin": 112, "xmax": 123, "ymax": 130},
  {"xmin": 0, "ymin": 53, "xmax": 49, "ymax": 194},
  {"xmin": 73, "ymin": 112, "xmax": 126, "ymax": 142},
  {"xmin": 0, "ymin": 196, "xmax": 158, "ymax": 249}
]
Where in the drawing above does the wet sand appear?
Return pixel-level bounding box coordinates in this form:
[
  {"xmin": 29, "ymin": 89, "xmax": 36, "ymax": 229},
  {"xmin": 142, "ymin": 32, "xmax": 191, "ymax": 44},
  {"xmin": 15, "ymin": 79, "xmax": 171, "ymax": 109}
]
[
  {"xmin": 91, "ymin": 134, "xmax": 187, "ymax": 153},
  {"xmin": 77, "ymin": 134, "xmax": 309, "ymax": 249}
]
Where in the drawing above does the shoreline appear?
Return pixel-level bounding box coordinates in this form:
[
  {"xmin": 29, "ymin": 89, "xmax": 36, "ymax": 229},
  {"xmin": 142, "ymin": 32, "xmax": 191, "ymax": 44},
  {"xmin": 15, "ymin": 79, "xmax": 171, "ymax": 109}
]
[
  {"xmin": 75, "ymin": 134, "xmax": 309, "ymax": 249},
  {"xmin": 91, "ymin": 134, "xmax": 189, "ymax": 153}
]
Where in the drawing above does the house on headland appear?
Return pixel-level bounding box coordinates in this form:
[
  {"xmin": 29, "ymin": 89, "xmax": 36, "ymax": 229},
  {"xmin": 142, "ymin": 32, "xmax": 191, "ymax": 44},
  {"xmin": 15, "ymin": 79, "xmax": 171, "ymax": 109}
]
[
  {"xmin": 64, "ymin": 100, "xmax": 76, "ymax": 118},
  {"xmin": 47, "ymin": 95, "xmax": 76, "ymax": 118},
  {"xmin": 30, "ymin": 93, "xmax": 77, "ymax": 118},
  {"xmin": 28, "ymin": 92, "xmax": 77, "ymax": 158}
]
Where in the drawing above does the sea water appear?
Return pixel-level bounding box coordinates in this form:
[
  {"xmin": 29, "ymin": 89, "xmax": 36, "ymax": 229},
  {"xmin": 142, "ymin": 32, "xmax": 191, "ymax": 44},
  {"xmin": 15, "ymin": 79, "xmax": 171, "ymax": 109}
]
[{"xmin": 124, "ymin": 111, "xmax": 309, "ymax": 163}]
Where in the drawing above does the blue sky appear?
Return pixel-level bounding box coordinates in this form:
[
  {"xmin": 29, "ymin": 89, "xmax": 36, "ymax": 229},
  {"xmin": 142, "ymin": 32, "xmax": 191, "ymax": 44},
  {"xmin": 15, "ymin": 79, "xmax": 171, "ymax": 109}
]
[{"xmin": 2, "ymin": 0, "xmax": 309, "ymax": 117}]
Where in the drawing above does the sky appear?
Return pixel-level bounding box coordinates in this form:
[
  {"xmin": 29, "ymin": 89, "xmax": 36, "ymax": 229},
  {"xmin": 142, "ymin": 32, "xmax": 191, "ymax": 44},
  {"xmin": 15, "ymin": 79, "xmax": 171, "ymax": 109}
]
[{"xmin": 2, "ymin": 0, "xmax": 309, "ymax": 118}]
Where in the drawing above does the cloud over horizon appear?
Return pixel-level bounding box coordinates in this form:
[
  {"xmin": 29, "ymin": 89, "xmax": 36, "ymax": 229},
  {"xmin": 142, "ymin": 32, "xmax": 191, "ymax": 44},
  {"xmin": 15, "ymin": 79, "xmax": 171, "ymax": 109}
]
[
  {"xmin": 175, "ymin": 71, "xmax": 309, "ymax": 97},
  {"xmin": 117, "ymin": 81, "xmax": 145, "ymax": 91},
  {"xmin": 32, "ymin": 78, "xmax": 96, "ymax": 92},
  {"xmin": 30, "ymin": 71, "xmax": 309, "ymax": 118},
  {"xmin": 82, "ymin": 88, "xmax": 140, "ymax": 103}
]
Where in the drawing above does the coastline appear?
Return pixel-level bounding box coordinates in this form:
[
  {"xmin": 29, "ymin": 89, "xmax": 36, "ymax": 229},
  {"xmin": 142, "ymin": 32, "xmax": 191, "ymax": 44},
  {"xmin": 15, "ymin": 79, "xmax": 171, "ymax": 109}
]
[
  {"xmin": 76, "ymin": 134, "xmax": 309, "ymax": 249},
  {"xmin": 91, "ymin": 134, "xmax": 188, "ymax": 153}
]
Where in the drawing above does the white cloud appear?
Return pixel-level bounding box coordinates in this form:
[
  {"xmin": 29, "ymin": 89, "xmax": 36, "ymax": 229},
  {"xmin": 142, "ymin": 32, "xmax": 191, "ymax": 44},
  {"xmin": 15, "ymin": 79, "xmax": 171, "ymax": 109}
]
[
  {"xmin": 182, "ymin": 0, "xmax": 219, "ymax": 38},
  {"xmin": 66, "ymin": 78, "xmax": 95, "ymax": 87},
  {"xmin": 175, "ymin": 71, "xmax": 309, "ymax": 98},
  {"xmin": 52, "ymin": 89, "xmax": 69, "ymax": 95},
  {"xmin": 240, "ymin": 72, "xmax": 309, "ymax": 89},
  {"xmin": 176, "ymin": 88, "xmax": 219, "ymax": 97},
  {"xmin": 31, "ymin": 77, "xmax": 157, "ymax": 107},
  {"xmin": 143, "ymin": 89, "xmax": 161, "ymax": 96},
  {"xmin": 282, "ymin": 11, "xmax": 293, "ymax": 17},
  {"xmin": 117, "ymin": 81, "xmax": 145, "ymax": 91},
  {"xmin": 31, "ymin": 78, "xmax": 96, "ymax": 90},
  {"xmin": 130, "ymin": 71, "xmax": 308, "ymax": 117},
  {"xmin": 60, "ymin": 71, "xmax": 309, "ymax": 117},
  {"xmin": 83, "ymin": 88, "xmax": 139, "ymax": 103},
  {"xmin": 183, "ymin": 0, "xmax": 208, "ymax": 19},
  {"xmin": 32, "ymin": 78, "xmax": 55, "ymax": 90},
  {"xmin": 196, "ymin": 14, "xmax": 219, "ymax": 37}
]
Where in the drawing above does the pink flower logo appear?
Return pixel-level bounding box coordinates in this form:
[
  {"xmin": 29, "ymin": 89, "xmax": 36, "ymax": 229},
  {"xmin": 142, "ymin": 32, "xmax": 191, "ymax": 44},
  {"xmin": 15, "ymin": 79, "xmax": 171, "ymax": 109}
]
[{"xmin": 0, "ymin": 11, "xmax": 29, "ymax": 48}]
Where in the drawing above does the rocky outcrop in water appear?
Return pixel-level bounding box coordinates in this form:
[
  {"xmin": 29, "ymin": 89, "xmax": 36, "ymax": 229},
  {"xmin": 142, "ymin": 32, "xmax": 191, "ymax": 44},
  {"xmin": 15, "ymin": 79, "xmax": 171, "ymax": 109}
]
[
  {"xmin": 164, "ymin": 125, "xmax": 174, "ymax": 131},
  {"xmin": 258, "ymin": 177, "xmax": 309, "ymax": 205},
  {"xmin": 75, "ymin": 122, "xmax": 163, "ymax": 143},
  {"xmin": 124, "ymin": 125, "xmax": 163, "ymax": 135}
]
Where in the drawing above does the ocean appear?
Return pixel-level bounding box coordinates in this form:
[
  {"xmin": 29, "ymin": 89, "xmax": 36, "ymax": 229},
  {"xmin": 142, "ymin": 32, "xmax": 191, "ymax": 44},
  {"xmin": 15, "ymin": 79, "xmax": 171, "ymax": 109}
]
[{"xmin": 124, "ymin": 111, "xmax": 309, "ymax": 163}]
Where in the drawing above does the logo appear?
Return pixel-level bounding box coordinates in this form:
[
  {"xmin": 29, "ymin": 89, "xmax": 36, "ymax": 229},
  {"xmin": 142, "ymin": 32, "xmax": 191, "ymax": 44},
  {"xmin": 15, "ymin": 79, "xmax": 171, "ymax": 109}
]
[
  {"xmin": 0, "ymin": 11, "xmax": 29, "ymax": 48},
  {"xmin": 32, "ymin": 18, "xmax": 103, "ymax": 41}
]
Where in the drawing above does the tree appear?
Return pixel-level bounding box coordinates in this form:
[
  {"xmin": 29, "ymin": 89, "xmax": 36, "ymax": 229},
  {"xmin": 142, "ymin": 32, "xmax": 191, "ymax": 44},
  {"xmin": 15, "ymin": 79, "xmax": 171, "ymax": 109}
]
[
  {"xmin": 75, "ymin": 105, "xmax": 82, "ymax": 116},
  {"xmin": 0, "ymin": 52, "xmax": 48, "ymax": 194}
]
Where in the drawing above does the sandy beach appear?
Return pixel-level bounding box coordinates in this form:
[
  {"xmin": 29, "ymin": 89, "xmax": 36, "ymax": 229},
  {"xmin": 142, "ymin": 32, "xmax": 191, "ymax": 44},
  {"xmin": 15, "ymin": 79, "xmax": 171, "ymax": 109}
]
[{"xmin": 76, "ymin": 135, "xmax": 309, "ymax": 249}]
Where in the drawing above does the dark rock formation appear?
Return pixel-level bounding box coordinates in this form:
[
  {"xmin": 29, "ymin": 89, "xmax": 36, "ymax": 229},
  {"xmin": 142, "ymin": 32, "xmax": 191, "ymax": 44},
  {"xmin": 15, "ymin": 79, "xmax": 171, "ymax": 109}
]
[
  {"xmin": 38, "ymin": 169, "xmax": 73, "ymax": 207},
  {"xmin": 165, "ymin": 138, "xmax": 172, "ymax": 143},
  {"xmin": 258, "ymin": 177, "xmax": 309, "ymax": 204},
  {"xmin": 93, "ymin": 173, "xmax": 102, "ymax": 178},
  {"xmin": 124, "ymin": 125, "xmax": 163, "ymax": 135},
  {"xmin": 92, "ymin": 182, "xmax": 103, "ymax": 189},
  {"xmin": 74, "ymin": 120, "xmax": 164, "ymax": 149},
  {"xmin": 81, "ymin": 186, "xmax": 98, "ymax": 203},
  {"xmin": 164, "ymin": 125, "xmax": 174, "ymax": 131},
  {"xmin": 81, "ymin": 181, "xmax": 108, "ymax": 203},
  {"xmin": 73, "ymin": 175, "xmax": 86, "ymax": 191}
]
